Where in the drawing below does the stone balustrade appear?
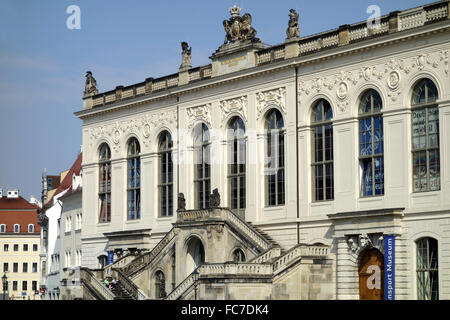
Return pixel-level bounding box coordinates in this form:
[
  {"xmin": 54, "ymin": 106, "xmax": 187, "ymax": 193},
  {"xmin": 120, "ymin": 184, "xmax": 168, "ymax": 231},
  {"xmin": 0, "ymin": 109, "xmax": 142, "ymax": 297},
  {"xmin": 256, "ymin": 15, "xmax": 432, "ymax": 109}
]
[
  {"xmin": 112, "ymin": 268, "xmax": 148, "ymax": 300},
  {"xmin": 249, "ymin": 247, "xmax": 282, "ymax": 264},
  {"xmin": 79, "ymin": 267, "xmax": 115, "ymax": 300},
  {"xmin": 103, "ymin": 253, "xmax": 136, "ymax": 277},
  {"xmin": 165, "ymin": 273, "xmax": 196, "ymax": 300}
]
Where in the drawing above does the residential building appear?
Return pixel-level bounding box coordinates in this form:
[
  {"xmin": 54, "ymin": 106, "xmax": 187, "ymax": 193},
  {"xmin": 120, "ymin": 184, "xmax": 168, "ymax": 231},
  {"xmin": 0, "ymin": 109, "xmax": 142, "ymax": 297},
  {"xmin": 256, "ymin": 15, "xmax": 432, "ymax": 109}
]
[{"xmin": 0, "ymin": 189, "xmax": 41, "ymax": 300}]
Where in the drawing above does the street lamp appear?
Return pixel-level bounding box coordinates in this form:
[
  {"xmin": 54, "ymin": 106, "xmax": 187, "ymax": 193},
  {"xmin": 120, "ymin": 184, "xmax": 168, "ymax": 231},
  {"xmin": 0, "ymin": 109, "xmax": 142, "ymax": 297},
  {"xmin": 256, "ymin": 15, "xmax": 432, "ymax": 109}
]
[
  {"xmin": 192, "ymin": 268, "xmax": 199, "ymax": 300},
  {"xmin": 2, "ymin": 273, "xmax": 8, "ymax": 300}
]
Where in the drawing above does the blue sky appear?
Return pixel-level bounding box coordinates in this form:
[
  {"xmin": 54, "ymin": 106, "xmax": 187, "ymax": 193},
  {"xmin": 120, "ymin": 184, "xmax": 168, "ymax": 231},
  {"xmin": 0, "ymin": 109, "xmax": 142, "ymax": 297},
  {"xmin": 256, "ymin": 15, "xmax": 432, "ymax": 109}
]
[{"xmin": 0, "ymin": 0, "xmax": 430, "ymax": 200}]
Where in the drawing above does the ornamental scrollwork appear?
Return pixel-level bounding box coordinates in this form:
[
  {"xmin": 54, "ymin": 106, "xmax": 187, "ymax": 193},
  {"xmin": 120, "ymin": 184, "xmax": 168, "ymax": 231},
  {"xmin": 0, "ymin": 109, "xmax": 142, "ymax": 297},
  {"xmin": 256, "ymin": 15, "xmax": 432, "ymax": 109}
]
[
  {"xmin": 186, "ymin": 104, "xmax": 212, "ymax": 130},
  {"xmin": 256, "ymin": 87, "xmax": 286, "ymax": 119},
  {"xmin": 220, "ymin": 96, "xmax": 247, "ymax": 126}
]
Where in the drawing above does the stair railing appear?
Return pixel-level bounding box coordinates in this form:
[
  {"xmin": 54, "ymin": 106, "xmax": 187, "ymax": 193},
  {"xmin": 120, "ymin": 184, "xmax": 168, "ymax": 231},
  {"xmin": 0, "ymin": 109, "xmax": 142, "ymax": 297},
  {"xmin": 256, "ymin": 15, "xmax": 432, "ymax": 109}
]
[{"xmin": 112, "ymin": 267, "xmax": 148, "ymax": 300}]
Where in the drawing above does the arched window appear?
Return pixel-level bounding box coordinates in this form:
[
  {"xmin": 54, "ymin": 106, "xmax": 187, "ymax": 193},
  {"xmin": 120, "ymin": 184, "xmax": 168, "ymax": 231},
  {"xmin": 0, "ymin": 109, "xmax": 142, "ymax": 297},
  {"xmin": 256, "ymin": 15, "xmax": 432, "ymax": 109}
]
[
  {"xmin": 155, "ymin": 271, "xmax": 166, "ymax": 299},
  {"xmin": 228, "ymin": 117, "xmax": 246, "ymax": 212},
  {"xmin": 265, "ymin": 109, "xmax": 285, "ymax": 206},
  {"xmin": 412, "ymin": 79, "xmax": 440, "ymax": 192},
  {"xmin": 127, "ymin": 138, "xmax": 141, "ymax": 220},
  {"xmin": 416, "ymin": 237, "xmax": 438, "ymax": 300},
  {"xmin": 158, "ymin": 131, "xmax": 173, "ymax": 217},
  {"xmin": 193, "ymin": 123, "xmax": 211, "ymax": 209},
  {"xmin": 98, "ymin": 255, "xmax": 107, "ymax": 269},
  {"xmin": 186, "ymin": 237, "xmax": 205, "ymax": 275},
  {"xmin": 311, "ymin": 99, "xmax": 334, "ymax": 201},
  {"xmin": 359, "ymin": 89, "xmax": 384, "ymax": 197},
  {"xmin": 232, "ymin": 249, "xmax": 246, "ymax": 262},
  {"xmin": 98, "ymin": 143, "xmax": 111, "ymax": 223}
]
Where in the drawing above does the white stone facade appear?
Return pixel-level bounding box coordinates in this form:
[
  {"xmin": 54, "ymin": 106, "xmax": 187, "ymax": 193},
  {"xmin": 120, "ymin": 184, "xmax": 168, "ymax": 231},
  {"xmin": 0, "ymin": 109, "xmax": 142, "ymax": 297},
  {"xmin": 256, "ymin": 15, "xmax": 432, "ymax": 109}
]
[{"xmin": 76, "ymin": 2, "xmax": 450, "ymax": 299}]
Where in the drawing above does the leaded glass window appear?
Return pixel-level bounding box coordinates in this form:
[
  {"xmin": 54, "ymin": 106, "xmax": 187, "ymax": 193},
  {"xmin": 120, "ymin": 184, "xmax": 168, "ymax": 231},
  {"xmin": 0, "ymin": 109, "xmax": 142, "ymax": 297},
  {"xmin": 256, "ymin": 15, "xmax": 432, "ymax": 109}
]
[
  {"xmin": 194, "ymin": 123, "xmax": 211, "ymax": 209},
  {"xmin": 359, "ymin": 89, "xmax": 384, "ymax": 197},
  {"xmin": 158, "ymin": 131, "xmax": 173, "ymax": 217},
  {"xmin": 155, "ymin": 271, "xmax": 166, "ymax": 298},
  {"xmin": 417, "ymin": 237, "xmax": 439, "ymax": 300},
  {"xmin": 265, "ymin": 109, "xmax": 285, "ymax": 206},
  {"xmin": 412, "ymin": 79, "xmax": 440, "ymax": 192},
  {"xmin": 228, "ymin": 117, "xmax": 246, "ymax": 212},
  {"xmin": 127, "ymin": 137, "xmax": 141, "ymax": 220},
  {"xmin": 98, "ymin": 143, "xmax": 111, "ymax": 223},
  {"xmin": 311, "ymin": 99, "xmax": 334, "ymax": 201}
]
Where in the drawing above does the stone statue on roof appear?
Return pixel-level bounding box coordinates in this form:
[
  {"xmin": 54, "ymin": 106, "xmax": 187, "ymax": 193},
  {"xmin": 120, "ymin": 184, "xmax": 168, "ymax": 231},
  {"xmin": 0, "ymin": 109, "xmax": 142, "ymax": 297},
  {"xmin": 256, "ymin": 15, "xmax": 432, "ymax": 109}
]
[
  {"xmin": 222, "ymin": 5, "xmax": 259, "ymax": 44},
  {"xmin": 180, "ymin": 41, "xmax": 192, "ymax": 71},
  {"xmin": 84, "ymin": 71, "xmax": 98, "ymax": 96},
  {"xmin": 286, "ymin": 9, "xmax": 300, "ymax": 40}
]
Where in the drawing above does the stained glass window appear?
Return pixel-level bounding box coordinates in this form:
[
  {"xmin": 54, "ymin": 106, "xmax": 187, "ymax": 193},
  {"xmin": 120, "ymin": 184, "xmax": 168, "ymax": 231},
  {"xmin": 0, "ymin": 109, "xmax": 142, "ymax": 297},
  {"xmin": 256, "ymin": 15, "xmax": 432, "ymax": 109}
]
[
  {"xmin": 98, "ymin": 143, "xmax": 111, "ymax": 223},
  {"xmin": 127, "ymin": 138, "xmax": 141, "ymax": 220},
  {"xmin": 359, "ymin": 89, "xmax": 384, "ymax": 197},
  {"xmin": 411, "ymin": 79, "xmax": 440, "ymax": 192},
  {"xmin": 311, "ymin": 99, "xmax": 334, "ymax": 201}
]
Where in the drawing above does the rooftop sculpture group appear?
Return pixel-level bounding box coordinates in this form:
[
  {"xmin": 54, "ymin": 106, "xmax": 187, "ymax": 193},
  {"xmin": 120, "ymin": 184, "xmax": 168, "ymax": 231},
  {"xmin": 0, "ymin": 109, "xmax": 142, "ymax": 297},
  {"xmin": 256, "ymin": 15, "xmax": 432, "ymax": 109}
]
[{"xmin": 223, "ymin": 5, "xmax": 259, "ymax": 44}]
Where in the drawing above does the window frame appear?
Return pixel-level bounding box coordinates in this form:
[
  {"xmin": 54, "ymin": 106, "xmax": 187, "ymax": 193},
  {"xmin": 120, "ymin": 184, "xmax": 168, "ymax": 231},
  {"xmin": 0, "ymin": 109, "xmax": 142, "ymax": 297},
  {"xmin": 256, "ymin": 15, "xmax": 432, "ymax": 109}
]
[
  {"xmin": 28, "ymin": 224, "xmax": 34, "ymax": 233},
  {"xmin": 416, "ymin": 237, "xmax": 439, "ymax": 300},
  {"xmin": 127, "ymin": 137, "xmax": 141, "ymax": 220},
  {"xmin": 13, "ymin": 224, "xmax": 20, "ymax": 233},
  {"xmin": 0, "ymin": 224, "xmax": 5, "ymax": 233},
  {"xmin": 193, "ymin": 123, "xmax": 211, "ymax": 210},
  {"xmin": 411, "ymin": 79, "xmax": 440, "ymax": 193},
  {"xmin": 265, "ymin": 109, "xmax": 286, "ymax": 207},
  {"xmin": 158, "ymin": 131, "xmax": 174, "ymax": 217},
  {"xmin": 98, "ymin": 143, "xmax": 112, "ymax": 223},
  {"xmin": 227, "ymin": 117, "xmax": 246, "ymax": 214}
]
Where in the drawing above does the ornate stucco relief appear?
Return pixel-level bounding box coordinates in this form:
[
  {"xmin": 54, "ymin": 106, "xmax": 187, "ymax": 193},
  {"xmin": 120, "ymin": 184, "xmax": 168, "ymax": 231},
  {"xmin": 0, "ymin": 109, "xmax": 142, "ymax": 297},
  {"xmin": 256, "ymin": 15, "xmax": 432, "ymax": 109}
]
[
  {"xmin": 219, "ymin": 96, "xmax": 247, "ymax": 126},
  {"xmin": 186, "ymin": 104, "xmax": 212, "ymax": 130},
  {"xmin": 256, "ymin": 87, "xmax": 286, "ymax": 120}
]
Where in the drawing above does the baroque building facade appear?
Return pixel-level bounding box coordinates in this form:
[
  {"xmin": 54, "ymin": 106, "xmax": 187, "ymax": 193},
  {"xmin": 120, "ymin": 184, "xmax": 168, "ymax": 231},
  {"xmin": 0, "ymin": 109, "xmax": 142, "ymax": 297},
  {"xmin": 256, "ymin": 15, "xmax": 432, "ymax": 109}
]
[{"xmin": 74, "ymin": 2, "xmax": 450, "ymax": 300}]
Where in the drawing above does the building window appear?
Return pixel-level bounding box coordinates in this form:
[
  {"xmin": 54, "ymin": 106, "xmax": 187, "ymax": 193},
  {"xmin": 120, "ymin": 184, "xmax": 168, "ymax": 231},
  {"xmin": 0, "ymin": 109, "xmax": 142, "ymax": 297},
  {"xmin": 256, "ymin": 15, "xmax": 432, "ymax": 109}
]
[
  {"xmin": 4, "ymin": 244, "xmax": 8, "ymax": 252},
  {"xmin": 13, "ymin": 244, "xmax": 18, "ymax": 251},
  {"xmin": 98, "ymin": 143, "xmax": 112, "ymax": 223},
  {"xmin": 265, "ymin": 109, "xmax": 285, "ymax": 206},
  {"xmin": 232, "ymin": 249, "xmax": 246, "ymax": 262},
  {"xmin": 0, "ymin": 224, "xmax": 5, "ymax": 233},
  {"xmin": 417, "ymin": 237, "xmax": 438, "ymax": 300},
  {"xmin": 22, "ymin": 281, "xmax": 27, "ymax": 291},
  {"xmin": 65, "ymin": 251, "xmax": 71, "ymax": 268},
  {"xmin": 155, "ymin": 271, "xmax": 166, "ymax": 299},
  {"xmin": 98, "ymin": 255, "xmax": 107, "ymax": 269},
  {"xmin": 227, "ymin": 117, "xmax": 246, "ymax": 212},
  {"xmin": 12, "ymin": 281, "xmax": 17, "ymax": 291},
  {"xmin": 127, "ymin": 137, "xmax": 141, "ymax": 220},
  {"xmin": 311, "ymin": 99, "xmax": 334, "ymax": 201},
  {"xmin": 412, "ymin": 79, "xmax": 440, "ymax": 192},
  {"xmin": 359, "ymin": 89, "xmax": 384, "ymax": 197},
  {"xmin": 3, "ymin": 263, "xmax": 8, "ymax": 273},
  {"xmin": 194, "ymin": 123, "xmax": 211, "ymax": 209},
  {"xmin": 13, "ymin": 263, "xmax": 18, "ymax": 273},
  {"xmin": 32, "ymin": 262, "xmax": 38, "ymax": 273},
  {"xmin": 57, "ymin": 219, "xmax": 60, "ymax": 237},
  {"xmin": 23, "ymin": 244, "xmax": 28, "ymax": 251},
  {"xmin": 158, "ymin": 131, "xmax": 173, "ymax": 217},
  {"xmin": 28, "ymin": 224, "xmax": 34, "ymax": 233},
  {"xmin": 13, "ymin": 224, "xmax": 20, "ymax": 233},
  {"xmin": 33, "ymin": 244, "xmax": 38, "ymax": 251},
  {"xmin": 65, "ymin": 216, "xmax": 71, "ymax": 232},
  {"xmin": 76, "ymin": 213, "xmax": 82, "ymax": 230},
  {"xmin": 32, "ymin": 281, "xmax": 37, "ymax": 291},
  {"xmin": 23, "ymin": 263, "xmax": 28, "ymax": 273}
]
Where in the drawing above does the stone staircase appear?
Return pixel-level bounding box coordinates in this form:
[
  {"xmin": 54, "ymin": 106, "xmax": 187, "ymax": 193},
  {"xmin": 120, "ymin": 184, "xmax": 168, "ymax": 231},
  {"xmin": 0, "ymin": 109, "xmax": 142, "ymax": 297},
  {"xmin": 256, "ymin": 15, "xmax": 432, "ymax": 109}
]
[{"xmin": 110, "ymin": 282, "xmax": 134, "ymax": 300}]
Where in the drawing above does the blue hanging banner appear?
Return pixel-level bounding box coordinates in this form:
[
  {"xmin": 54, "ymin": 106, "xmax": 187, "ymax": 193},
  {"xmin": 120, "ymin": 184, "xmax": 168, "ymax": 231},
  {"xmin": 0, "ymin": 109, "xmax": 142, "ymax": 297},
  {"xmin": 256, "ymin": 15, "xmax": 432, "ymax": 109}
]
[
  {"xmin": 384, "ymin": 235, "xmax": 395, "ymax": 300},
  {"xmin": 107, "ymin": 251, "xmax": 114, "ymax": 265}
]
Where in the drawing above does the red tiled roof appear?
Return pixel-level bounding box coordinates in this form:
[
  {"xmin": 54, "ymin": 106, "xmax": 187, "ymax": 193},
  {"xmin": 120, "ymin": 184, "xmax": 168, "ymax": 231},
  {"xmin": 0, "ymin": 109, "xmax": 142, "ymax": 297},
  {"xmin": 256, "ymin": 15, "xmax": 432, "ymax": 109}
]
[
  {"xmin": 0, "ymin": 196, "xmax": 40, "ymax": 210},
  {"xmin": 46, "ymin": 152, "xmax": 82, "ymax": 205},
  {"xmin": 0, "ymin": 196, "xmax": 40, "ymax": 234}
]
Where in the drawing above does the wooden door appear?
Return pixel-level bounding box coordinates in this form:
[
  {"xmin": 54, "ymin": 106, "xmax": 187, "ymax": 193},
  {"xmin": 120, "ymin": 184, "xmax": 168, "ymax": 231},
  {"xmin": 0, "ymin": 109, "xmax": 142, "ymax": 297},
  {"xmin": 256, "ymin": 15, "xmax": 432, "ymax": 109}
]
[{"xmin": 359, "ymin": 248, "xmax": 384, "ymax": 300}]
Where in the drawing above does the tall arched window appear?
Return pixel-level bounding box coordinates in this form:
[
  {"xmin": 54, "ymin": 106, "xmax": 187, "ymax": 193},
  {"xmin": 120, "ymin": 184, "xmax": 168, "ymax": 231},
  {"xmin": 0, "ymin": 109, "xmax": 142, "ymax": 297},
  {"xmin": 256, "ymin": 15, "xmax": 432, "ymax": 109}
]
[
  {"xmin": 311, "ymin": 99, "xmax": 334, "ymax": 201},
  {"xmin": 98, "ymin": 143, "xmax": 111, "ymax": 223},
  {"xmin": 193, "ymin": 123, "xmax": 211, "ymax": 209},
  {"xmin": 412, "ymin": 79, "xmax": 440, "ymax": 192},
  {"xmin": 359, "ymin": 89, "xmax": 384, "ymax": 197},
  {"xmin": 416, "ymin": 237, "xmax": 438, "ymax": 300},
  {"xmin": 158, "ymin": 131, "xmax": 173, "ymax": 217},
  {"xmin": 232, "ymin": 249, "xmax": 246, "ymax": 262},
  {"xmin": 155, "ymin": 271, "xmax": 166, "ymax": 298},
  {"xmin": 265, "ymin": 109, "xmax": 285, "ymax": 206},
  {"xmin": 228, "ymin": 117, "xmax": 246, "ymax": 212},
  {"xmin": 127, "ymin": 137, "xmax": 141, "ymax": 220}
]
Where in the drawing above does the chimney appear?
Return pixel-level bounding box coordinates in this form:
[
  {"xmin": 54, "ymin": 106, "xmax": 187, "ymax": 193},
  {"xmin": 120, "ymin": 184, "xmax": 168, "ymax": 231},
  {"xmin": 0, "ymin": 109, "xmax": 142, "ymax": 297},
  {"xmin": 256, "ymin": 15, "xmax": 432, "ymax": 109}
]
[
  {"xmin": 0, "ymin": 188, "xmax": 3, "ymax": 197},
  {"xmin": 7, "ymin": 189, "xmax": 19, "ymax": 198}
]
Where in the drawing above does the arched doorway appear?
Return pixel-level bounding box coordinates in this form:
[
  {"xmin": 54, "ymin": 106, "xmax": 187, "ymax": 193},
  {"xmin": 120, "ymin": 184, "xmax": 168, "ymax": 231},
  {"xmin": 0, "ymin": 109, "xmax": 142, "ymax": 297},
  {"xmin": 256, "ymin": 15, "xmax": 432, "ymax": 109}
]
[
  {"xmin": 359, "ymin": 248, "xmax": 384, "ymax": 300},
  {"xmin": 186, "ymin": 237, "xmax": 205, "ymax": 276}
]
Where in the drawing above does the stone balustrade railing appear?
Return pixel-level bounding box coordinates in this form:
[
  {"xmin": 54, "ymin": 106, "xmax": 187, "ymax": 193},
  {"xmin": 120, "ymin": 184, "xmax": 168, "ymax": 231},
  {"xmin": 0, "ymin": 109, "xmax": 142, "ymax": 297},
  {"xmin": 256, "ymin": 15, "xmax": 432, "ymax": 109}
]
[
  {"xmin": 112, "ymin": 267, "xmax": 148, "ymax": 300},
  {"xmin": 199, "ymin": 262, "xmax": 273, "ymax": 276},
  {"xmin": 121, "ymin": 228, "xmax": 177, "ymax": 277},
  {"xmin": 104, "ymin": 253, "xmax": 136, "ymax": 277},
  {"xmin": 272, "ymin": 244, "xmax": 330, "ymax": 275},
  {"xmin": 249, "ymin": 247, "xmax": 282, "ymax": 264},
  {"xmin": 178, "ymin": 208, "xmax": 271, "ymax": 251},
  {"xmin": 79, "ymin": 267, "xmax": 115, "ymax": 300},
  {"xmin": 165, "ymin": 272, "xmax": 196, "ymax": 300}
]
